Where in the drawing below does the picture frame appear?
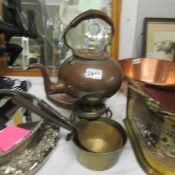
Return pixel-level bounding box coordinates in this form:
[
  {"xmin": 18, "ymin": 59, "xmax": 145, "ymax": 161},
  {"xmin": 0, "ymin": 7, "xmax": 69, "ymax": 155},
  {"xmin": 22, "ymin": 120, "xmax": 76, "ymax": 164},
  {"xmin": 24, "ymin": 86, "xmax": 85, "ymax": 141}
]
[{"xmin": 142, "ymin": 18, "xmax": 175, "ymax": 61}]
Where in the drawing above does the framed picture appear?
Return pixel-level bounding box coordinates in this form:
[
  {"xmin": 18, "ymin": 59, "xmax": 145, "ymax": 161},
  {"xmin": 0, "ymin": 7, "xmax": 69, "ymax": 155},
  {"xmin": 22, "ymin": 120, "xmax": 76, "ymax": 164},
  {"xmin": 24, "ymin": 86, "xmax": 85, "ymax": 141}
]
[{"xmin": 142, "ymin": 18, "xmax": 175, "ymax": 61}]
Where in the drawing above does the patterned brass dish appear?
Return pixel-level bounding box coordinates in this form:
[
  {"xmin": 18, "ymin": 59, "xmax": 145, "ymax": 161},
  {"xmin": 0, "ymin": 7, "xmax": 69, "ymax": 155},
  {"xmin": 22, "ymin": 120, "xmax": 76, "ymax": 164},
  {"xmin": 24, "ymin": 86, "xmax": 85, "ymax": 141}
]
[{"xmin": 125, "ymin": 79, "xmax": 175, "ymax": 175}]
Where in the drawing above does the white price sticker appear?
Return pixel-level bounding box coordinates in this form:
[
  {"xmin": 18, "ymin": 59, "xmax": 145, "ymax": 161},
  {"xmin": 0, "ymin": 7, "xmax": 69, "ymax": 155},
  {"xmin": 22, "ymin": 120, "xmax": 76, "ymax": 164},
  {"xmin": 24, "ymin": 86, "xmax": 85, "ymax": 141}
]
[
  {"xmin": 85, "ymin": 68, "xmax": 102, "ymax": 80},
  {"xmin": 133, "ymin": 58, "xmax": 141, "ymax": 64}
]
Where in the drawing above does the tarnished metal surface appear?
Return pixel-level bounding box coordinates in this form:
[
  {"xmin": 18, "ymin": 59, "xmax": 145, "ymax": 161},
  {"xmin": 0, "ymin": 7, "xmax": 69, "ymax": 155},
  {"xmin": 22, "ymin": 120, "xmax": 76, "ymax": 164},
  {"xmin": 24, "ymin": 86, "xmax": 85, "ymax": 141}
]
[
  {"xmin": 0, "ymin": 90, "xmax": 61, "ymax": 175},
  {"xmin": 125, "ymin": 80, "xmax": 175, "ymax": 175},
  {"xmin": 73, "ymin": 118, "xmax": 127, "ymax": 171},
  {"xmin": 47, "ymin": 93, "xmax": 77, "ymax": 109},
  {"xmin": 0, "ymin": 121, "xmax": 60, "ymax": 175},
  {"xmin": 30, "ymin": 10, "xmax": 123, "ymax": 110}
]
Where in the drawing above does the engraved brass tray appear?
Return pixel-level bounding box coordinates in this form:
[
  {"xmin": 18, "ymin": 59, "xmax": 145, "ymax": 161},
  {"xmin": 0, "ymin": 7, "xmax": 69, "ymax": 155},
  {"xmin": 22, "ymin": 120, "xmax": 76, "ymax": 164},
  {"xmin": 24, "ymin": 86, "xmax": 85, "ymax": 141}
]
[{"xmin": 124, "ymin": 79, "xmax": 175, "ymax": 175}]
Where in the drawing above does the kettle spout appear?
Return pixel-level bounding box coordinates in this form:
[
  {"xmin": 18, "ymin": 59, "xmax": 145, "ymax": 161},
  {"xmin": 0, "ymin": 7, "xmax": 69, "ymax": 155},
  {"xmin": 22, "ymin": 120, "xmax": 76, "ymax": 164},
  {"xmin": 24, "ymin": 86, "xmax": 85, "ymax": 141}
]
[{"xmin": 28, "ymin": 64, "xmax": 67, "ymax": 95}]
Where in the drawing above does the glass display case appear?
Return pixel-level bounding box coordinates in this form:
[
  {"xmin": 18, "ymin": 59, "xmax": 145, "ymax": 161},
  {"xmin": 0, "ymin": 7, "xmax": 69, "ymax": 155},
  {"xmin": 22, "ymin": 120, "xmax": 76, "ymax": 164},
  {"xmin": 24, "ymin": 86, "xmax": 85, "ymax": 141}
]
[{"xmin": 1, "ymin": 0, "xmax": 121, "ymax": 75}]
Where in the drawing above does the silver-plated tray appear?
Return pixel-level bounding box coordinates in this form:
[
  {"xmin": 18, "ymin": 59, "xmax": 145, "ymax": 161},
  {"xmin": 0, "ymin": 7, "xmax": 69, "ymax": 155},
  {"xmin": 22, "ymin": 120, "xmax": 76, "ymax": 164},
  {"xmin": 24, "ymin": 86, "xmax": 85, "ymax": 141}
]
[
  {"xmin": 0, "ymin": 90, "xmax": 60, "ymax": 175},
  {"xmin": 0, "ymin": 121, "xmax": 60, "ymax": 175}
]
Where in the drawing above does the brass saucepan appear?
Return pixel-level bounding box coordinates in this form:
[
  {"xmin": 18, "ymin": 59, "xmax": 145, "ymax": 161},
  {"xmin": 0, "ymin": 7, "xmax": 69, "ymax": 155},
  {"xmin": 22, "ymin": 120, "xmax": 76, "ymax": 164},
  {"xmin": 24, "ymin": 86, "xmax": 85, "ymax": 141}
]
[
  {"xmin": 73, "ymin": 117, "xmax": 127, "ymax": 170},
  {"xmin": 9, "ymin": 91, "xmax": 127, "ymax": 170}
]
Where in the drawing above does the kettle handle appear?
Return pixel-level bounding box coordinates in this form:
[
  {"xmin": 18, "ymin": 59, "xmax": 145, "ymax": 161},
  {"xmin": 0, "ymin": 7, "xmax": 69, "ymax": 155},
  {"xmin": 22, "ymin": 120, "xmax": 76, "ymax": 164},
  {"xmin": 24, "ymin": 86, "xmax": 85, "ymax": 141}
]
[{"xmin": 63, "ymin": 9, "xmax": 114, "ymax": 50}]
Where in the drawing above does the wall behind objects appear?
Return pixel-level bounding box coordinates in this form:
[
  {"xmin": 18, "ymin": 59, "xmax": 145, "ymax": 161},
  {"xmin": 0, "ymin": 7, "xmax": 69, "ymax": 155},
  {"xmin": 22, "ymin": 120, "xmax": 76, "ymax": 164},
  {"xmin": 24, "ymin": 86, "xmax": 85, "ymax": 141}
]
[{"xmin": 119, "ymin": 0, "xmax": 175, "ymax": 59}]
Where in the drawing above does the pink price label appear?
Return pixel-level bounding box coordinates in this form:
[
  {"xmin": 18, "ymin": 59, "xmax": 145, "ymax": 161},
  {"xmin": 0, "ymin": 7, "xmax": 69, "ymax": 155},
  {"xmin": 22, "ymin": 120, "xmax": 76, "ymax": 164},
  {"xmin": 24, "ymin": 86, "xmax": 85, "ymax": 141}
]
[{"xmin": 0, "ymin": 125, "xmax": 31, "ymax": 151}]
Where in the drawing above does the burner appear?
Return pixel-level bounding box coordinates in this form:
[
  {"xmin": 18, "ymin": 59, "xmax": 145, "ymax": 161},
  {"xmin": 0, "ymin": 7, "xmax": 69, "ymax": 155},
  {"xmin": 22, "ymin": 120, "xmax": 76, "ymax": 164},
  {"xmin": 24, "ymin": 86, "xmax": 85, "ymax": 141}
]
[{"xmin": 70, "ymin": 102, "xmax": 112, "ymax": 122}]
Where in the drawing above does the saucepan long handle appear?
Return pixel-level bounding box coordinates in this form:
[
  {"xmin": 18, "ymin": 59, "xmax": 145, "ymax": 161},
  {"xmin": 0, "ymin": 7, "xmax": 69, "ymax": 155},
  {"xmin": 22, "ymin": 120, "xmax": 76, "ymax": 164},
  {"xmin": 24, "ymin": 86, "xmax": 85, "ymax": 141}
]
[
  {"xmin": 12, "ymin": 95, "xmax": 75, "ymax": 132},
  {"xmin": 37, "ymin": 99, "xmax": 76, "ymax": 131}
]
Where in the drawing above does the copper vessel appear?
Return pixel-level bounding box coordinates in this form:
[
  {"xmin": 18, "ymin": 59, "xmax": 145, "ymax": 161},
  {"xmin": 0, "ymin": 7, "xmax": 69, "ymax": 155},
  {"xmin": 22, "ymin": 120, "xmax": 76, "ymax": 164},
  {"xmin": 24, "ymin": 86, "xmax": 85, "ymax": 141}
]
[
  {"xmin": 119, "ymin": 58, "xmax": 175, "ymax": 88},
  {"xmin": 30, "ymin": 10, "xmax": 123, "ymax": 107}
]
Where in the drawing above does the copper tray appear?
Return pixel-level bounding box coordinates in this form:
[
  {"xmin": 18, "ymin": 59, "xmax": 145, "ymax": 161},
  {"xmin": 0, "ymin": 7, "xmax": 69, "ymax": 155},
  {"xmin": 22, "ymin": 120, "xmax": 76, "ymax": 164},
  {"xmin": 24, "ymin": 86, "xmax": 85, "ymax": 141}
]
[
  {"xmin": 125, "ymin": 80, "xmax": 175, "ymax": 175},
  {"xmin": 119, "ymin": 58, "xmax": 175, "ymax": 88}
]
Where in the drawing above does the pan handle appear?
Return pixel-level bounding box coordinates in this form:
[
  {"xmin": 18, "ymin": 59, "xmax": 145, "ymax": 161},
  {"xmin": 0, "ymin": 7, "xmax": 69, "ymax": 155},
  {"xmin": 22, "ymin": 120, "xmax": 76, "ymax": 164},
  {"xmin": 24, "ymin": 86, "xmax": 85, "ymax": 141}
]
[
  {"xmin": 38, "ymin": 99, "xmax": 76, "ymax": 131},
  {"xmin": 12, "ymin": 95, "xmax": 75, "ymax": 132}
]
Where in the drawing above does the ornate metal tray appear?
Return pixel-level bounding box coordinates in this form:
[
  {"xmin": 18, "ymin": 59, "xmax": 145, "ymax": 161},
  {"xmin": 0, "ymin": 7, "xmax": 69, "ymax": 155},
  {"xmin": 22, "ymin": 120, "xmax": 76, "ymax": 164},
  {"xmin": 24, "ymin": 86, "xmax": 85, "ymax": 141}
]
[
  {"xmin": 0, "ymin": 90, "xmax": 60, "ymax": 175},
  {"xmin": 0, "ymin": 121, "xmax": 60, "ymax": 175},
  {"xmin": 125, "ymin": 79, "xmax": 175, "ymax": 175}
]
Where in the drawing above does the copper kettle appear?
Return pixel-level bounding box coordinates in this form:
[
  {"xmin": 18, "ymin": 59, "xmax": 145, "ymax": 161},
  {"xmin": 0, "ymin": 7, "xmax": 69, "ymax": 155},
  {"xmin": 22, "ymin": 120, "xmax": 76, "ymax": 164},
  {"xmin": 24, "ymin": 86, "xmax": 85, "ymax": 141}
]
[{"xmin": 31, "ymin": 10, "xmax": 123, "ymax": 106}]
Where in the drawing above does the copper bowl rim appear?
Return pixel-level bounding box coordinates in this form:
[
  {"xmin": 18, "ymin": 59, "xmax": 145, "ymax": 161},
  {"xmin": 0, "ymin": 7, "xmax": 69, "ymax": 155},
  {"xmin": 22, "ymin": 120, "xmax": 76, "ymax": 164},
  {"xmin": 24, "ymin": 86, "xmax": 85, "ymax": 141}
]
[{"xmin": 119, "ymin": 57, "xmax": 175, "ymax": 87}]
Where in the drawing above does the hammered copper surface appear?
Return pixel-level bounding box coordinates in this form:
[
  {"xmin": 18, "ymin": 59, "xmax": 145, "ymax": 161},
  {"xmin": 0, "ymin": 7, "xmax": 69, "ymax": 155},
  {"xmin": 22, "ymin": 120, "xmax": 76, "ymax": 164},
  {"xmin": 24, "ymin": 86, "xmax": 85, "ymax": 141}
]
[
  {"xmin": 125, "ymin": 80, "xmax": 175, "ymax": 175},
  {"xmin": 119, "ymin": 58, "xmax": 175, "ymax": 87}
]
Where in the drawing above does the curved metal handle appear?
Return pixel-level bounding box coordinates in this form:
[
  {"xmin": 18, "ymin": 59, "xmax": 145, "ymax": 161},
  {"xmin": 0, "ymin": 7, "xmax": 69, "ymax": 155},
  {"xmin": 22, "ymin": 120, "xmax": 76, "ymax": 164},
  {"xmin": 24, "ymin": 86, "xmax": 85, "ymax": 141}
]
[
  {"xmin": 63, "ymin": 9, "xmax": 114, "ymax": 50},
  {"xmin": 12, "ymin": 95, "xmax": 76, "ymax": 132},
  {"xmin": 38, "ymin": 99, "xmax": 76, "ymax": 131}
]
